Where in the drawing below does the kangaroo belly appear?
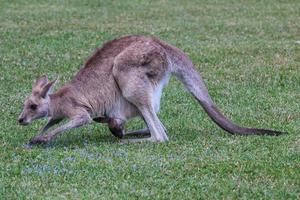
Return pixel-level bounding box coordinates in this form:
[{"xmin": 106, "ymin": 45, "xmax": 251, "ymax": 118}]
[
  {"xmin": 106, "ymin": 74, "xmax": 169, "ymax": 120},
  {"xmin": 106, "ymin": 96, "xmax": 140, "ymax": 120},
  {"xmin": 152, "ymin": 74, "xmax": 170, "ymax": 113}
]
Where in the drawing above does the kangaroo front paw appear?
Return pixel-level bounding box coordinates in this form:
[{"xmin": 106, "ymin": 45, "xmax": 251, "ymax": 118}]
[{"xmin": 29, "ymin": 135, "xmax": 50, "ymax": 145}]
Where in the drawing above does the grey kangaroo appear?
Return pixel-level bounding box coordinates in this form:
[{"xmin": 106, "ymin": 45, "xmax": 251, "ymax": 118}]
[{"xmin": 18, "ymin": 35, "xmax": 285, "ymax": 144}]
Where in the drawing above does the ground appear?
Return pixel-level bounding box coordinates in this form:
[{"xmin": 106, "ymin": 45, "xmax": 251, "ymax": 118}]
[{"xmin": 0, "ymin": 0, "xmax": 299, "ymax": 199}]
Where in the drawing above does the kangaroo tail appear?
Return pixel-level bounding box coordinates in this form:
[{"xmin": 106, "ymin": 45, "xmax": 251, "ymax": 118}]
[
  {"xmin": 162, "ymin": 43, "xmax": 286, "ymax": 136},
  {"xmin": 177, "ymin": 66, "xmax": 285, "ymax": 135}
]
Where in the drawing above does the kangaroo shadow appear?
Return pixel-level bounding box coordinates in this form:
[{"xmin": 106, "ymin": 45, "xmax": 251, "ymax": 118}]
[{"xmin": 23, "ymin": 131, "xmax": 120, "ymax": 149}]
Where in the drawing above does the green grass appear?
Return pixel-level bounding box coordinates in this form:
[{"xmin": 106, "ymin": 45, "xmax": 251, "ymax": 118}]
[{"xmin": 1, "ymin": 0, "xmax": 299, "ymax": 199}]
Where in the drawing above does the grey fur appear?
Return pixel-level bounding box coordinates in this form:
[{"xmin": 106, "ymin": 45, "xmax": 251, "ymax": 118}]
[{"xmin": 18, "ymin": 35, "xmax": 285, "ymax": 145}]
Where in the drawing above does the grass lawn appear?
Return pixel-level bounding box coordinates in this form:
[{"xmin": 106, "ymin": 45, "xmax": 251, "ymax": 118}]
[{"xmin": 1, "ymin": 0, "xmax": 299, "ymax": 199}]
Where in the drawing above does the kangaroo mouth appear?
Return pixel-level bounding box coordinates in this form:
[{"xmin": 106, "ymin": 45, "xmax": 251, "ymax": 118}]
[
  {"xmin": 18, "ymin": 118, "xmax": 29, "ymax": 126},
  {"xmin": 19, "ymin": 122, "xmax": 29, "ymax": 126}
]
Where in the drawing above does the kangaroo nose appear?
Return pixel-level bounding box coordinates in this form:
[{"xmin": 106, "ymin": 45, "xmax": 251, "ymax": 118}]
[{"xmin": 18, "ymin": 118, "xmax": 24, "ymax": 124}]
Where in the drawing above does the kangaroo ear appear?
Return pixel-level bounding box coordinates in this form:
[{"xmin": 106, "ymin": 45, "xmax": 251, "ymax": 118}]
[
  {"xmin": 40, "ymin": 78, "xmax": 58, "ymax": 98},
  {"xmin": 34, "ymin": 75, "xmax": 48, "ymax": 88}
]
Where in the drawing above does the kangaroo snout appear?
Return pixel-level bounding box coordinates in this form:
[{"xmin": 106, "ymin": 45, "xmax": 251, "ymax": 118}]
[
  {"xmin": 18, "ymin": 111, "xmax": 26, "ymax": 125},
  {"xmin": 18, "ymin": 117, "xmax": 28, "ymax": 125}
]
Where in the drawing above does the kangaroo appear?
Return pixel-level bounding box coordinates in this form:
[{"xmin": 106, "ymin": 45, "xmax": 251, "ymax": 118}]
[{"xmin": 18, "ymin": 35, "xmax": 285, "ymax": 145}]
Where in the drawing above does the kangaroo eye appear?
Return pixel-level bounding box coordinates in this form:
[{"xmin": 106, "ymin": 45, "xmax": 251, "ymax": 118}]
[{"xmin": 30, "ymin": 104, "xmax": 37, "ymax": 110}]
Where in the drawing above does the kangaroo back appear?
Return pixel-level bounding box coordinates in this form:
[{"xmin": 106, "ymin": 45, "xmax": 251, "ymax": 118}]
[{"xmin": 156, "ymin": 39, "xmax": 285, "ymax": 136}]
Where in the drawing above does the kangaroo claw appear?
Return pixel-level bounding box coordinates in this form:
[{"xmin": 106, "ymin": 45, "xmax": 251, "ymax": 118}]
[{"xmin": 29, "ymin": 135, "xmax": 50, "ymax": 145}]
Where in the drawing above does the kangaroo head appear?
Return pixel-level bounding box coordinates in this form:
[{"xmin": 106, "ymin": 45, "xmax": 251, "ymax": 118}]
[{"xmin": 18, "ymin": 75, "xmax": 57, "ymax": 125}]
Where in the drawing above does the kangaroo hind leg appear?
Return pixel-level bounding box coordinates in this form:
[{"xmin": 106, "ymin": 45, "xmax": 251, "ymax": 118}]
[
  {"xmin": 114, "ymin": 71, "xmax": 168, "ymax": 142},
  {"xmin": 112, "ymin": 41, "xmax": 170, "ymax": 143}
]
